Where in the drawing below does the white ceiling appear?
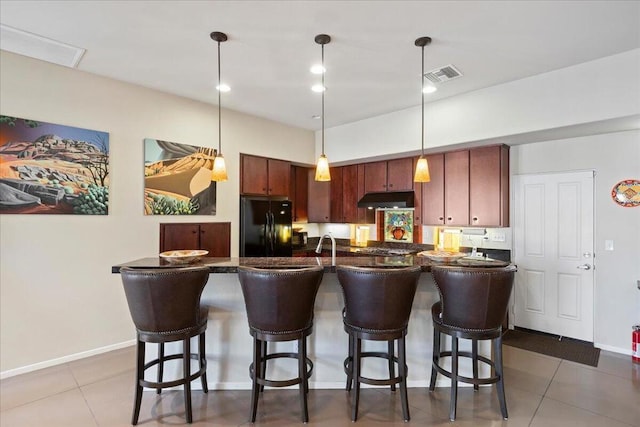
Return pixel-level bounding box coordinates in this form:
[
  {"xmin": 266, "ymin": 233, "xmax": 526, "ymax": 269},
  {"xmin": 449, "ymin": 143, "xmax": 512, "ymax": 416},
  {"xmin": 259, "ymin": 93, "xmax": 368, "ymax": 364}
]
[{"xmin": 1, "ymin": 1, "xmax": 639, "ymax": 131}]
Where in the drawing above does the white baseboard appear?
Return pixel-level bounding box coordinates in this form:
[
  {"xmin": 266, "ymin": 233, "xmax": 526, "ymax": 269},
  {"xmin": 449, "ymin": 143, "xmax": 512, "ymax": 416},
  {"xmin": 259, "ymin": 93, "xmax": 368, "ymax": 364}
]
[
  {"xmin": 595, "ymin": 342, "xmax": 631, "ymax": 356},
  {"xmin": 0, "ymin": 339, "xmax": 136, "ymax": 380}
]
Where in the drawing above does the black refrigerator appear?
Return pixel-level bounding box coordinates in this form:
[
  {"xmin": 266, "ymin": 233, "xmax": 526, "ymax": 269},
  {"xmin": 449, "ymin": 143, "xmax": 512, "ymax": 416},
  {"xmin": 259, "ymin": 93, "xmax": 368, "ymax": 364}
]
[{"xmin": 240, "ymin": 197, "xmax": 292, "ymax": 257}]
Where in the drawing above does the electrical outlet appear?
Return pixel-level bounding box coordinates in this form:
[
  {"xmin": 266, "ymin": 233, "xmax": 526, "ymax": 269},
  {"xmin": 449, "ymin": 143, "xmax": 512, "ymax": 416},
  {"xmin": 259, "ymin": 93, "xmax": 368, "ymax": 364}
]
[
  {"xmin": 605, "ymin": 240, "xmax": 614, "ymax": 251},
  {"xmin": 491, "ymin": 232, "xmax": 506, "ymax": 242}
]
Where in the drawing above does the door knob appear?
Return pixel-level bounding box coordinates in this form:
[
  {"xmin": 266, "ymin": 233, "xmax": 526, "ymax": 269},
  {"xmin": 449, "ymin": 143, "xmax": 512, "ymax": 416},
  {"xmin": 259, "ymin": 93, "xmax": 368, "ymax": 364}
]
[{"xmin": 577, "ymin": 264, "xmax": 591, "ymax": 270}]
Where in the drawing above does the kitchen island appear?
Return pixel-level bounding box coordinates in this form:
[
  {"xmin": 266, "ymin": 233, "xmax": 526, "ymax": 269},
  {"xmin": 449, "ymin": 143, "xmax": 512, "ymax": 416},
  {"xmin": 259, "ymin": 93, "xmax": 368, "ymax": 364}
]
[{"xmin": 113, "ymin": 256, "xmax": 502, "ymax": 390}]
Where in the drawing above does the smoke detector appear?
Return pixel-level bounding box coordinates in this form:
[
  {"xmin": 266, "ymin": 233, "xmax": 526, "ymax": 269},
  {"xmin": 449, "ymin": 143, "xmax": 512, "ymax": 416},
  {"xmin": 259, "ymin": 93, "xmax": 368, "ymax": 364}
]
[{"xmin": 424, "ymin": 64, "xmax": 463, "ymax": 84}]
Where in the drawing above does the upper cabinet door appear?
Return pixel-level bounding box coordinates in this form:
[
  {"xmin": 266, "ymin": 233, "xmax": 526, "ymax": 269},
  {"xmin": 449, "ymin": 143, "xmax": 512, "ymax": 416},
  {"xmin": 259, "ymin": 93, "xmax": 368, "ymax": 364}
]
[
  {"xmin": 386, "ymin": 157, "xmax": 414, "ymax": 191},
  {"xmin": 469, "ymin": 145, "xmax": 509, "ymax": 226},
  {"xmin": 241, "ymin": 155, "xmax": 269, "ymax": 195},
  {"xmin": 444, "ymin": 150, "xmax": 470, "ymax": 225},
  {"xmin": 267, "ymin": 159, "xmax": 291, "ymax": 196},
  {"xmin": 342, "ymin": 164, "xmax": 359, "ymax": 223},
  {"xmin": 420, "ymin": 153, "xmax": 446, "ymax": 225},
  {"xmin": 364, "ymin": 161, "xmax": 387, "ymax": 193},
  {"xmin": 307, "ymin": 169, "xmax": 331, "ymax": 223},
  {"xmin": 330, "ymin": 166, "xmax": 344, "ymax": 222},
  {"xmin": 240, "ymin": 154, "xmax": 291, "ymax": 197}
]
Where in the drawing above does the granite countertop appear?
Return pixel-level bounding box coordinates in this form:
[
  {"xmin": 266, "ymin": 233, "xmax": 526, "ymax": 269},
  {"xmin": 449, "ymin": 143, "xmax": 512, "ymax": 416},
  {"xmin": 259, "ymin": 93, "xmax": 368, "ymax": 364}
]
[{"xmin": 112, "ymin": 254, "xmax": 511, "ymax": 274}]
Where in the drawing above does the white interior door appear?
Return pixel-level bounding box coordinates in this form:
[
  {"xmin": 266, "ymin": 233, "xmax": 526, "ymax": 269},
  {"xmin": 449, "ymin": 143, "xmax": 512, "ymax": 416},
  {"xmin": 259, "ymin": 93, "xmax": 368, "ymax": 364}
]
[{"xmin": 513, "ymin": 171, "xmax": 594, "ymax": 341}]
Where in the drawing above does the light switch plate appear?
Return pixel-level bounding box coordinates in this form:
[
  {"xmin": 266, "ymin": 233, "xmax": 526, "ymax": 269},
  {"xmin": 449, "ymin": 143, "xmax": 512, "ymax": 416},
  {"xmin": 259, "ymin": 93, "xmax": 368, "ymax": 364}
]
[{"xmin": 605, "ymin": 240, "xmax": 614, "ymax": 251}]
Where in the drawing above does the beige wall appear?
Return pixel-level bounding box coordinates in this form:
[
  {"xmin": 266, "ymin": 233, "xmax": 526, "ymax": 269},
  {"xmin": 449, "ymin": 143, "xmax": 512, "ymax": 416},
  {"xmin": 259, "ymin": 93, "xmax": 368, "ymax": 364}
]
[{"xmin": 0, "ymin": 51, "xmax": 315, "ymax": 374}]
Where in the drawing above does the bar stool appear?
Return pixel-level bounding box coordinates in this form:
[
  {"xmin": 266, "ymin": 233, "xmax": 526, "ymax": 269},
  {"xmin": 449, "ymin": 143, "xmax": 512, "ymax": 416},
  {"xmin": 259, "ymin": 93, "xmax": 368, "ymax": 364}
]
[
  {"xmin": 429, "ymin": 264, "xmax": 516, "ymax": 421},
  {"xmin": 237, "ymin": 266, "xmax": 324, "ymax": 423},
  {"xmin": 336, "ymin": 265, "xmax": 422, "ymax": 422},
  {"xmin": 120, "ymin": 266, "xmax": 210, "ymax": 425}
]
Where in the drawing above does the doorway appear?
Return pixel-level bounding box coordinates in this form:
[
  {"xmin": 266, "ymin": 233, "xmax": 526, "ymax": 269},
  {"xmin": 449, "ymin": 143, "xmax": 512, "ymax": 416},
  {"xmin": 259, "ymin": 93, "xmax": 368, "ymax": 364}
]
[{"xmin": 512, "ymin": 170, "xmax": 595, "ymax": 342}]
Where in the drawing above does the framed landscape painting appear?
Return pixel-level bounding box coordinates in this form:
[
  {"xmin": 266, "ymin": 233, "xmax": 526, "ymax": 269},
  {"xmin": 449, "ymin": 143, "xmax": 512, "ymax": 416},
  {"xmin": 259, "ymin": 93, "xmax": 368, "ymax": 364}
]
[
  {"xmin": 0, "ymin": 115, "xmax": 109, "ymax": 214},
  {"xmin": 144, "ymin": 138, "xmax": 217, "ymax": 215}
]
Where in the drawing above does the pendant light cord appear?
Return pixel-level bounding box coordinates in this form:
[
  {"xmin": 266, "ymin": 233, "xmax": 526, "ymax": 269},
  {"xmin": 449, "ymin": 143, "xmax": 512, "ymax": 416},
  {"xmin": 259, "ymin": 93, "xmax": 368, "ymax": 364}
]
[
  {"xmin": 321, "ymin": 43, "xmax": 325, "ymax": 156},
  {"xmin": 421, "ymin": 44, "xmax": 425, "ymax": 157},
  {"xmin": 217, "ymin": 40, "xmax": 222, "ymax": 156}
]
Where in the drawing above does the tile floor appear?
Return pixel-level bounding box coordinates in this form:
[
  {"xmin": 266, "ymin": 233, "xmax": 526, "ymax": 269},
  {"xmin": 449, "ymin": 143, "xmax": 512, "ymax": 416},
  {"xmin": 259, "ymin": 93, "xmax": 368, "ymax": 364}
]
[{"xmin": 1, "ymin": 345, "xmax": 639, "ymax": 426}]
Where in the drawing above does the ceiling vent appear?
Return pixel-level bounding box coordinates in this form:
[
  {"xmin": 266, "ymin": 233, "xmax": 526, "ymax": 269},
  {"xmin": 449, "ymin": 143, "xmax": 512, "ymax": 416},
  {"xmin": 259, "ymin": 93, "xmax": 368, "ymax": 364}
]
[
  {"xmin": 0, "ymin": 24, "xmax": 85, "ymax": 68},
  {"xmin": 424, "ymin": 64, "xmax": 463, "ymax": 84}
]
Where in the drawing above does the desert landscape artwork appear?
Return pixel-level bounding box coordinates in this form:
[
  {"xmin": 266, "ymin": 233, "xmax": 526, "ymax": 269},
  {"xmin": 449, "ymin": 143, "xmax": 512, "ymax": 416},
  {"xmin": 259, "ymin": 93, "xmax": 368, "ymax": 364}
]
[
  {"xmin": 0, "ymin": 115, "xmax": 109, "ymax": 214},
  {"xmin": 144, "ymin": 138, "xmax": 217, "ymax": 215}
]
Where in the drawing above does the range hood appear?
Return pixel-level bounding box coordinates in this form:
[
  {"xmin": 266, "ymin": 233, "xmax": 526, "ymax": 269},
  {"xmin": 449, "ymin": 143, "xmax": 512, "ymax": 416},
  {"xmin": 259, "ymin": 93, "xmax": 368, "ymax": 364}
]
[{"xmin": 357, "ymin": 191, "xmax": 415, "ymax": 209}]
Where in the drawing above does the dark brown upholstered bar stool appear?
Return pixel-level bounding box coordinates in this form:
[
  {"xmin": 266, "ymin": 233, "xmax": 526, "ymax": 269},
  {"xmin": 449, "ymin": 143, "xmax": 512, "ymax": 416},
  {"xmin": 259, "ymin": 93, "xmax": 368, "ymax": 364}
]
[
  {"xmin": 120, "ymin": 266, "xmax": 210, "ymax": 425},
  {"xmin": 336, "ymin": 265, "xmax": 422, "ymax": 422},
  {"xmin": 429, "ymin": 264, "xmax": 516, "ymax": 422},
  {"xmin": 237, "ymin": 266, "xmax": 324, "ymax": 423}
]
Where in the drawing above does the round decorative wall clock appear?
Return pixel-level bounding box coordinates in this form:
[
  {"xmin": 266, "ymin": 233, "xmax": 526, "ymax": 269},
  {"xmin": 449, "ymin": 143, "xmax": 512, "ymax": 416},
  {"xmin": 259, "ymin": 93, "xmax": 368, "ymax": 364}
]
[{"xmin": 611, "ymin": 179, "xmax": 640, "ymax": 207}]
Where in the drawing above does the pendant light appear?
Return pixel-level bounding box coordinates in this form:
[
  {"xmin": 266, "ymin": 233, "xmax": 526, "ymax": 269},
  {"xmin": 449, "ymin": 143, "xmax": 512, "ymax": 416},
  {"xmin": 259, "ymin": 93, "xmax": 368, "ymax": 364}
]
[
  {"xmin": 414, "ymin": 36, "xmax": 432, "ymax": 183},
  {"xmin": 210, "ymin": 31, "xmax": 228, "ymax": 182},
  {"xmin": 314, "ymin": 34, "xmax": 331, "ymax": 182}
]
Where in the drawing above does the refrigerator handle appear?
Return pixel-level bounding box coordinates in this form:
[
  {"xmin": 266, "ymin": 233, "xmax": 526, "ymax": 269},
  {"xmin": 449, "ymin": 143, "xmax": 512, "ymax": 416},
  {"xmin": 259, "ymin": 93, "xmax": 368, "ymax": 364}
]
[
  {"xmin": 269, "ymin": 212, "xmax": 276, "ymax": 254},
  {"xmin": 264, "ymin": 212, "xmax": 271, "ymax": 256}
]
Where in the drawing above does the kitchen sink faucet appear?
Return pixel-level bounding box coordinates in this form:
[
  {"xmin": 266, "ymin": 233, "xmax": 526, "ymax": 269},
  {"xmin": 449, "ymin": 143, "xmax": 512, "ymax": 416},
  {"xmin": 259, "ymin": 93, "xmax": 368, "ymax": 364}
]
[{"xmin": 315, "ymin": 233, "xmax": 336, "ymax": 266}]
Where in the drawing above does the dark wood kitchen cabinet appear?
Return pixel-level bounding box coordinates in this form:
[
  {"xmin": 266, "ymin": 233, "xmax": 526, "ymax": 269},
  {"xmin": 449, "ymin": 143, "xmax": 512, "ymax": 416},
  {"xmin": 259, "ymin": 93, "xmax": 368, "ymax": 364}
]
[
  {"xmin": 160, "ymin": 222, "xmax": 231, "ymax": 256},
  {"xmin": 421, "ymin": 153, "xmax": 446, "ymax": 225},
  {"xmin": 444, "ymin": 150, "xmax": 470, "ymax": 226},
  {"xmin": 290, "ymin": 165, "xmax": 308, "ymax": 222},
  {"xmin": 364, "ymin": 157, "xmax": 414, "ymax": 193},
  {"xmin": 240, "ymin": 154, "xmax": 290, "ymax": 197},
  {"xmin": 342, "ymin": 164, "xmax": 361, "ymax": 223},
  {"xmin": 469, "ymin": 144, "xmax": 509, "ymax": 226},
  {"xmin": 419, "ymin": 145, "xmax": 509, "ymax": 227},
  {"xmin": 328, "ymin": 164, "xmax": 362, "ymax": 223},
  {"xmin": 307, "ymin": 169, "xmax": 330, "ymax": 222},
  {"xmin": 330, "ymin": 166, "xmax": 344, "ymax": 222}
]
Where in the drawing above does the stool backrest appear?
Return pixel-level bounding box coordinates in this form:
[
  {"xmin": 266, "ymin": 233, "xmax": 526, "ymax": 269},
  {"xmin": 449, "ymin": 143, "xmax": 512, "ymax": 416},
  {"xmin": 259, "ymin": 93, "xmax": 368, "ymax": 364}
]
[
  {"xmin": 337, "ymin": 266, "xmax": 422, "ymax": 331},
  {"xmin": 237, "ymin": 266, "xmax": 324, "ymax": 334},
  {"xmin": 431, "ymin": 265, "xmax": 516, "ymax": 330},
  {"xmin": 120, "ymin": 266, "xmax": 209, "ymax": 333}
]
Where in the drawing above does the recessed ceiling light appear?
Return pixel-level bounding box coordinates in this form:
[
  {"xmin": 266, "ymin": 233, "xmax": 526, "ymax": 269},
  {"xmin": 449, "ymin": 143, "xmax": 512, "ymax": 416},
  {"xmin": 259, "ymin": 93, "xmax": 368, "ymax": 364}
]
[
  {"xmin": 311, "ymin": 84, "xmax": 325, "ymax": 93},
  {"xmin": 216, "ymin": 84, "xmax": 230, "ymax": 92},
  {"xmin": 310, "ymin": 64, "xmax": 325, "ymax": 74},
  {"xmin": 422, "ymin": 85, "xmax": 437, "ymax": 94}
]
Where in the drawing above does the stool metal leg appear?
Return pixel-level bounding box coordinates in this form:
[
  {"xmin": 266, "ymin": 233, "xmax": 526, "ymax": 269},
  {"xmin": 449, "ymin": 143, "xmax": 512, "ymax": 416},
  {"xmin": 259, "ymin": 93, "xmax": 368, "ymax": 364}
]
[
  {"xmin": 199, "ymin": 332, "xmax": 208, "ymax": 393},
  {"xmin": 351, "ymin": 337, "xmax": 362, "ymax": 422},
  {"xmin": 250, "ymin": 337, "xmax": 261, "ymax": 423},
  {"xmin": 494, "ymin": 336, "xmax": 508, "ymax": 420},
  {"xmin": 429, "ymin": 328, "xmax": 440, "ymax": 391},
  {"xmin": 157, "ymin": 342, "xmax": 164, "ymax": 395},
  {"xmin": 183, "ymin": 338, "xmax": 193, "ymax": 424},
  {"xmin": 472, "ymin": 339, "xmax": 479, "ymax": 391},
  {"xmin": 301, "ymin": 337, "xmax": 309, "ymax": 395},
  {"xmin": 450, "ymin": 337, "xmax": 458, "ymax": 422},
  {"xmin": 388, "ymin": 340, "xmax": 396, "ymax": 392},
  {"xmin": 399, "ymin": 336, "xmax": 410, "ymax": 421},
  {"xmin": 260, "ymin": 340, "xmax": 267, "ymax": 392},
  {"xmin": 346, "ymin": 333, "xmax": 354, "ymax": 391},
  {"xmin": 132, "ymin": 340, "xmax": 145, "ymax": 425},
  {"xmin": 298, "ymin": 337, "xmax": 309, "ymax": 423}
]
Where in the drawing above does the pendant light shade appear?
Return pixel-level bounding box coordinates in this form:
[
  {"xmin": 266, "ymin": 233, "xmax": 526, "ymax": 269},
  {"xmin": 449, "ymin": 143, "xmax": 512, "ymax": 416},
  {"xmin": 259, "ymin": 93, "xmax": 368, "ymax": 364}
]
[
  {"xmin": 414, "ymin": 36, "xmax": 432, "ymax": 183},
  {"xmin": 210, "ymin": 31, "xmax": 228, "ymax": 182},
  {"xmin": 315, "ymin": 154, "xmax": 330, "ymax": 181},
  {"xmin": 314, "ymin": 34, "xmax": 331, "ymax": 182}
]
